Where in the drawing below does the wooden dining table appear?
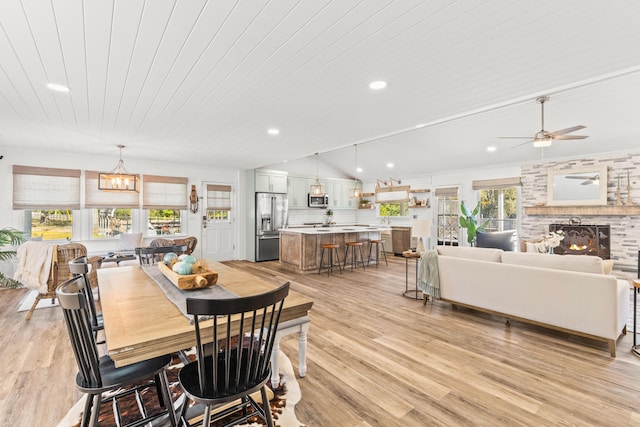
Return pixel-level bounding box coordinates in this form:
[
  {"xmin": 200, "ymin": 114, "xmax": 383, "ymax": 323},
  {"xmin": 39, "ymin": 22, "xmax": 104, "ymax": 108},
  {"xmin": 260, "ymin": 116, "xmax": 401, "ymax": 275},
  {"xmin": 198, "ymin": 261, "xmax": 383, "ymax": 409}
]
[{"xmin": 97, "ymin": 260, "xmax": 314, "ymax": 376}]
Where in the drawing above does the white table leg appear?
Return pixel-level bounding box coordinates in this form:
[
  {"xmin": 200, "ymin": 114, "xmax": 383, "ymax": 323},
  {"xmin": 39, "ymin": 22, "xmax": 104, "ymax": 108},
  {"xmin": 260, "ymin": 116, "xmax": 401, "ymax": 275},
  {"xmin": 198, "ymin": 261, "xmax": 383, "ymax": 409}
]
[
  {"xmin": 271, "ymin": 338, "xmax": 282, "ymax": 388},
  {"xmin": 298, "ymin": 322, "xmax": 309, "ymax": 377}
]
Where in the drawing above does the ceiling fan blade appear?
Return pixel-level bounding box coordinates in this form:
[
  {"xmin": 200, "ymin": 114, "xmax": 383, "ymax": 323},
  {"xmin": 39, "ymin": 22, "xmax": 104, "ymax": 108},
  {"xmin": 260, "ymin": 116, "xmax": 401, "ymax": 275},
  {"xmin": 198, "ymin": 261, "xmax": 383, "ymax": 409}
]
[
  {"xmin": 510, "ymin": 140, "xmax": 534, "ymax": 148},
  {"xmin": 551, "ymin": 125, "xmax": 586, "ymax": 135},
  {"xmin": 553, "ymin": 134, "xmax": 588, "ymax": 140}
]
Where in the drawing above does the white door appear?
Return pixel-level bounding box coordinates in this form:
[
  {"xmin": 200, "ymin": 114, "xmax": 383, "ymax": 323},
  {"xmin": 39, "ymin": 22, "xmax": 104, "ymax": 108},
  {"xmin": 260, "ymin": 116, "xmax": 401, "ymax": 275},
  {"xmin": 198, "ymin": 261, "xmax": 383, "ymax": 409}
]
[{"xmin": 201, "ymin": 182, "xmax": 235, "ymax": 261}]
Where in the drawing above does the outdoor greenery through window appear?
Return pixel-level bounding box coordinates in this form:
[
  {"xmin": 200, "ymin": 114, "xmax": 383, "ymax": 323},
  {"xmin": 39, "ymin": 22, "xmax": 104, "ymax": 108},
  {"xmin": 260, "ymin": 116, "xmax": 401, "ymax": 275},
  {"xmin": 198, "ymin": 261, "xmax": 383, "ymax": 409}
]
[
  {"xmin": 91, "ymin": 209, "xmax": 133, "ymax": 239},
  {"xmin": 478, "ymin": 188, "xmax": 518, "ymax": 232},
  {"xmin": 26, "ymin": 210, "xmax": 73, "ymax": 241},
  {"xmin": 148, "ymin": 209, "xmax": 183, "ymax": 235},
  {"xmin": 379, "ymin": 202, "xmax": 408, "ymax": 218}
]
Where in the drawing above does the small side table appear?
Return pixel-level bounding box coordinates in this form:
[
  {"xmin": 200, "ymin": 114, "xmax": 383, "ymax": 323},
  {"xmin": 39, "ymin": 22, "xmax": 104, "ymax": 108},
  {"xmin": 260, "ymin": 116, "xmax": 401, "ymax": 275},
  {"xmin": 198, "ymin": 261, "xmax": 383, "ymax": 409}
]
[
  {"xmin": 633, "ymin": 279, "xmax": 640, "ymax": 357},
  {"xmin": 402, "ymin": 250, "xmax": 421, "ymax": 300}
]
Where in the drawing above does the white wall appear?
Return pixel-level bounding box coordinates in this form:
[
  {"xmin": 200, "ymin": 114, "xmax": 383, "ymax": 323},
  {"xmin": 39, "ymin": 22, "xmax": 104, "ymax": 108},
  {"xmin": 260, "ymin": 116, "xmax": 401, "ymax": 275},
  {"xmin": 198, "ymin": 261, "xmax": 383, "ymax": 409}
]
[{"xmin": 0, "ymin": 145, "xmax": 243, "ymax": 259}]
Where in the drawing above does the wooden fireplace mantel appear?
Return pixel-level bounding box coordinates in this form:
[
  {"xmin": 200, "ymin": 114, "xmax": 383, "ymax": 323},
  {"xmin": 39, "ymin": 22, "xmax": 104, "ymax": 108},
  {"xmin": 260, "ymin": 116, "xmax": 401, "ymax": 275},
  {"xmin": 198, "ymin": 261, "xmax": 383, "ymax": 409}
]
[{"xmin": 524, "ymin": 205, "xmax": 640, "ymax": 216}]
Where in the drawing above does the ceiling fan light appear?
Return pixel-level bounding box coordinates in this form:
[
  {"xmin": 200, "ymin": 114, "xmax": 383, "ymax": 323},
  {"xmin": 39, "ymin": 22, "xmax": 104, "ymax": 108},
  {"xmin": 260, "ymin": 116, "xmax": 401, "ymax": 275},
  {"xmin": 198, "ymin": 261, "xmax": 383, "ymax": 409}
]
[{"xmin": 533, "ymin": 138, "xmax": 552, "ymax": 148}]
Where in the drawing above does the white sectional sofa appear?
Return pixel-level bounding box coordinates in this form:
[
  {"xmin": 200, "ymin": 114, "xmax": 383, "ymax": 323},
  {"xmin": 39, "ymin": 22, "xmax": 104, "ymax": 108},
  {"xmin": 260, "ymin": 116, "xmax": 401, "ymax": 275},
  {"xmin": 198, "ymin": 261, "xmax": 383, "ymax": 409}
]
[{"xmin": 431, "ymin": 246, "xmax": 628, "ymax": 357}]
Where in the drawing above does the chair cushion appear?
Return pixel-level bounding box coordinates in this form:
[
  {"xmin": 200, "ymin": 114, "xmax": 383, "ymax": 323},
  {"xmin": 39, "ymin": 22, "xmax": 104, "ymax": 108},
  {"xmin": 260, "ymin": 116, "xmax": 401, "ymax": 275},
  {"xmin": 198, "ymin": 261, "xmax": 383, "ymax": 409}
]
[{"xmin": 476, "ymin": 230, "xmax": 515, "ymax": 251}]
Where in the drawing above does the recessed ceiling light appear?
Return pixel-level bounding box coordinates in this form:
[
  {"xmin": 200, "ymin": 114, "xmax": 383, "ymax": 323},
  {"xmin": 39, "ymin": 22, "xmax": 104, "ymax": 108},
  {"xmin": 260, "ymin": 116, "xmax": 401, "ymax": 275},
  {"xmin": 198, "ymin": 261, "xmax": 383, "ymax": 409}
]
[
  {"xmin": 47, "ymin": 83, "xmax": 70, "ymax": 92},
  {"xmin": 387, "ymin": 162, "xmax": 394, "ymax": 168},
  {"xmin": 486, "ymin": 146, "xmax": 497, "ymax": 152},
  {"xmin": 267, "ymin": 128, "xmax": 280, "ymax": 135},
  {"xmin": 356, "ymin": 167, "xmax": 363, "ymax": 173},
  {"xmin": 369, "ymin": 81, "xmax": 387, "ymax": 90}
]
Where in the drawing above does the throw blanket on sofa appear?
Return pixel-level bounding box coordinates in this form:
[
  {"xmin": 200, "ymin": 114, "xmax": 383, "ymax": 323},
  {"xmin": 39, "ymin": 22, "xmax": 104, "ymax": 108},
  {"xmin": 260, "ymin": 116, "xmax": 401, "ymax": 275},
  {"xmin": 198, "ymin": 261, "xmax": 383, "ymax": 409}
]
[
  {"xmin": 14, "ymin": 241, "xmax": 57, "ymax": 293},
  {"xmin": 418, "ymin": 249, "xmax": 440, "ymax": 299}
]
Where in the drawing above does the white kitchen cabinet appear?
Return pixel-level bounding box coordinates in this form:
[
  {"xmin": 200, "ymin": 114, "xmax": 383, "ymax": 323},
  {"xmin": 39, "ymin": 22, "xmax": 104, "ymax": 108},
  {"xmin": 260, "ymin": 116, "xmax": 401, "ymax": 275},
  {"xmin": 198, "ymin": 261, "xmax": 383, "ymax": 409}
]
[
  {"xmin": 255, "ymin": 170, "xmax": 288, "ymax": 193},
  {"xmin": 287, "ymin": 177, "xmax": 311, "ymax": 208}
]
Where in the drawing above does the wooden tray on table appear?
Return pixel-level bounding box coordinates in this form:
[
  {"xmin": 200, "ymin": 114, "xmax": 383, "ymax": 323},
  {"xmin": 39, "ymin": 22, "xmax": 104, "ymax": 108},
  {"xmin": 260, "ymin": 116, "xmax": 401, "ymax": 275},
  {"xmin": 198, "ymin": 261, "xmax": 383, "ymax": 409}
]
[{"xmin": 157, "ymin": 261, "xmax": 218, "ymax": 290}]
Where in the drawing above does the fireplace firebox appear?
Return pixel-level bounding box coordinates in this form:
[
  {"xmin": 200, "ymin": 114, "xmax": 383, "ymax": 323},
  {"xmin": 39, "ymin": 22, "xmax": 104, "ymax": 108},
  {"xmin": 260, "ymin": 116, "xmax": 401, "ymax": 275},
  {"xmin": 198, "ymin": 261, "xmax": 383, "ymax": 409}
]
[{"xmin": 549, "ymin": 223, "xmax": 610, "ymax": 259}]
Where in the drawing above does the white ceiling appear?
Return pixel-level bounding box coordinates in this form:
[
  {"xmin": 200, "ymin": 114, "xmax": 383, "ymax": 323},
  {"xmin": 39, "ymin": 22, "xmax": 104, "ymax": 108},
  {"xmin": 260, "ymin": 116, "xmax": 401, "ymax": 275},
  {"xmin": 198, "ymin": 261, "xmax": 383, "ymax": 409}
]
[{"xmin": 1, "ymin": 0, "xmax": 639, "ymax": 180}]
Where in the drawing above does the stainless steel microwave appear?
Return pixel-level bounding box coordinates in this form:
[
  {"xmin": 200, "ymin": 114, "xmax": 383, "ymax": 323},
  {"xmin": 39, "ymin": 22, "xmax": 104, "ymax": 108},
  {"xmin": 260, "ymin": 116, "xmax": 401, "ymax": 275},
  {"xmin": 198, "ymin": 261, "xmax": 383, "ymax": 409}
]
[{"xmin": 308, "ymin": 193, "xmax": 329, "ymax": 208}]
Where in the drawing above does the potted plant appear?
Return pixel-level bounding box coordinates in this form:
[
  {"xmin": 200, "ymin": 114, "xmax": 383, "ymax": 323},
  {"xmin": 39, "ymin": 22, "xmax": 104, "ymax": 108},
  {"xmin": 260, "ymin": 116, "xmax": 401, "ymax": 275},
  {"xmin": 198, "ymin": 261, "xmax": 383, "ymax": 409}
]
[
  {"xmin": 324, "ymin": 208, "xmax": 334, "ymax": 225},
  {"xmin": 0, "ymin": 228, "xmax": 26, "ymax": 288},
  {"xmin": 459, "ymin": 201, "xmax": 489, "ymax": 245}
]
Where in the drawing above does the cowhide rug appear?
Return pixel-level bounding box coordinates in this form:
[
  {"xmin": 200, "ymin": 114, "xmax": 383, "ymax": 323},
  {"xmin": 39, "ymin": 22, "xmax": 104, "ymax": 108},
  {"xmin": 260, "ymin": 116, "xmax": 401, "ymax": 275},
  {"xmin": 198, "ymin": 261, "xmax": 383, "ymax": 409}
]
[{"xmin": 56, "ymin": 350, "xmax": 307, "ymax": 427}]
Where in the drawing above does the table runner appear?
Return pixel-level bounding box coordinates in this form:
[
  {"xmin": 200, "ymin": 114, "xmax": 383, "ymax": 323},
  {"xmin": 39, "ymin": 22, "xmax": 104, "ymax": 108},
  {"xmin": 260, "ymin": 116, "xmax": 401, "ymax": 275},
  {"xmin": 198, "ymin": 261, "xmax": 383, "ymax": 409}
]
[{"xmin": 142, "ymin": 265, "xmax": 238, "ymax": 322}]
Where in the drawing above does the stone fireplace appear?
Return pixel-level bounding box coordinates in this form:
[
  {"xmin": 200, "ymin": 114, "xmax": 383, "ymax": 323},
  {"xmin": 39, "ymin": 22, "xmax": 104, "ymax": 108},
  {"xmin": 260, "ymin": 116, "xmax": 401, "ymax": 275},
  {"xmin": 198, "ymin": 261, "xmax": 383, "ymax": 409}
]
[{"xmin": 549, "ymin": 223, "xmax": 610, "ymax": 259}]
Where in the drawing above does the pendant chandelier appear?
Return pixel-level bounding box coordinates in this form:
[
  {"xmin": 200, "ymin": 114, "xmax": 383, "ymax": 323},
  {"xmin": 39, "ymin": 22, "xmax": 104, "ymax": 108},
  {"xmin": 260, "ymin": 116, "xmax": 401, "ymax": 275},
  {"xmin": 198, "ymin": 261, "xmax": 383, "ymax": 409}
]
[
  {"xmin": 349, "ymin": 144, "xmax": 363, "ymax": 198},
  {"xmin": 309, "ymin": 152, "xmax": 325, "ymax": 195},
  {"xmin": 98, "ymin": 145, "xmax": 140, "ymax": 192}
]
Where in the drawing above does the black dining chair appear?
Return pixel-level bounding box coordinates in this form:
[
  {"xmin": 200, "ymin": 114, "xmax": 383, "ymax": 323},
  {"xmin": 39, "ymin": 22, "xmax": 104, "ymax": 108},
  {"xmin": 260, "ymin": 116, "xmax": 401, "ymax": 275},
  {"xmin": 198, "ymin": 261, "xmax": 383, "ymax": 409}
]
[
  {"xmin": 68, "ymin": 256, "xmax": 103, "ymax": 338},
  {"xmin": 136, "ymin": 244, "xmax": 187, "ymax": 265},
  {"xmin": 177, "ymin": 282, "xmax": 290, "ymax": 427},
  {"xmin": 57, "ymin": 276, "xmax": 178, "ymax": 427}
]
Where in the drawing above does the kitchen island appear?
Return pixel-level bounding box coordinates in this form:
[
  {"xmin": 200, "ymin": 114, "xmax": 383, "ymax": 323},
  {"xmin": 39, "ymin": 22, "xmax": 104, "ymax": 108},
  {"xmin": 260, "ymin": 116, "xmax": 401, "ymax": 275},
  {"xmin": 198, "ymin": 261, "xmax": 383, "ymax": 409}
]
[{"xmin": 279, "ymin": 226, "xmax": 390, "ymax": 273}]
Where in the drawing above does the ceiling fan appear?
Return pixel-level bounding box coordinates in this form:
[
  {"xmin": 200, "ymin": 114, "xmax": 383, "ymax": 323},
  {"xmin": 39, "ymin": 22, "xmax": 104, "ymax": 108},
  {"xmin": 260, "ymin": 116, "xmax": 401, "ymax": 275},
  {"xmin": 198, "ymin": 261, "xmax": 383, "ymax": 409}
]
[{"xmin": 499, "ymin": 96, "xmax": 588, "ymax": 148}]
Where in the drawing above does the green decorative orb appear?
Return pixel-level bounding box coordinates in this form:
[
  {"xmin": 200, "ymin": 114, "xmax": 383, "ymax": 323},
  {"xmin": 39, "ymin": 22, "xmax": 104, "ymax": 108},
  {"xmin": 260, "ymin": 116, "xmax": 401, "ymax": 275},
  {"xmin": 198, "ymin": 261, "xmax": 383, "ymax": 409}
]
[
  {"xmin": 164, "ymin": 252, "xmax": 178, "ymax": 265},
  {"xmin": 172, "ymin": 261, "xmax": 193, "ymax": 275}
]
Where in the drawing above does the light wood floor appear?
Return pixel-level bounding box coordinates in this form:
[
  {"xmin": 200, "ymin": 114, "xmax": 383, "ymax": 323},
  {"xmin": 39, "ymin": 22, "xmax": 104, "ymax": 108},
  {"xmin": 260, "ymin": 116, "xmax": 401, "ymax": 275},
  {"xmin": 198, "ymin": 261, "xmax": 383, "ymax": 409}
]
[{"xmin": 2, "ymin": 256, "xmax": 640, "ymax": 426}]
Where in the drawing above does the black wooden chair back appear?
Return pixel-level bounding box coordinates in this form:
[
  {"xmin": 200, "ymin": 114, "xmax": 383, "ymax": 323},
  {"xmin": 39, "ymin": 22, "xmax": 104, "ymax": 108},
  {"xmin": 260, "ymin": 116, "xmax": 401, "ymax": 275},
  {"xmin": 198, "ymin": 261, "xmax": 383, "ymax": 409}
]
[
  {"xmin": 68, "ymin": 256, "xmax": 102, "ymax": 333},
  {"xmin": 178, "ymin": 282, "xmax": 290, "ymax": 427},
  {"xmin": 57, "ymin": 276, "xmax": 177, "ymax": 427},
  {"xmin": 136, "ymin": 244, "xmax": 187, "ymax": 265}
]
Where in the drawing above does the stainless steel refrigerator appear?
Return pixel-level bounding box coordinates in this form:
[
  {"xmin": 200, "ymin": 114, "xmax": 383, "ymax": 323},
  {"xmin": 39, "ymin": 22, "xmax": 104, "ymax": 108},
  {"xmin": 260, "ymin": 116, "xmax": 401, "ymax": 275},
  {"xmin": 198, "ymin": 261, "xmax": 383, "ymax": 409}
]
[{"xmin": 255, "ymin": 192, "xmax": 288, "ymax": 261}]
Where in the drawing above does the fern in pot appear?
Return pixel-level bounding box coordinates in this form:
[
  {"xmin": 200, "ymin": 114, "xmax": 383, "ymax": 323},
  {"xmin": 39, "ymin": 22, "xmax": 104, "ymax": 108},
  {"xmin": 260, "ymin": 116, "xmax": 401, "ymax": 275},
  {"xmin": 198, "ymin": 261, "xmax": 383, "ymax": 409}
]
[{"xmin": 0, "ymin": 228, "xmax": 26, "ymax": 288}]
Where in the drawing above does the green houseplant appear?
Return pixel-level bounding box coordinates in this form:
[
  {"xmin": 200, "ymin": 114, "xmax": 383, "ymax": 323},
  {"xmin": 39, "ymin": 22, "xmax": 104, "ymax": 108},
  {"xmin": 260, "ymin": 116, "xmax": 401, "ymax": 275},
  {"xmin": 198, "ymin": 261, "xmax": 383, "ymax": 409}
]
[
  {"xmin": 459, "ymin": 201, "xmax": 489, "ymax": 245},
  {"xmin": 0, "ymin": 228, "xmax": 26, "ymax": 288}
]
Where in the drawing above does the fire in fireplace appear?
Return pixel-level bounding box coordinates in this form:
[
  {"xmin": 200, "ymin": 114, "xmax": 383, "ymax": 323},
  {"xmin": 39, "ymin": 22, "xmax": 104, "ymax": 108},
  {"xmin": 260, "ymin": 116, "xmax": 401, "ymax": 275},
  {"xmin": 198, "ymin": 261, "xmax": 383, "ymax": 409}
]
[{"xmin": 549, "ymin": 223, "xmax": 610, "ymax": 259}]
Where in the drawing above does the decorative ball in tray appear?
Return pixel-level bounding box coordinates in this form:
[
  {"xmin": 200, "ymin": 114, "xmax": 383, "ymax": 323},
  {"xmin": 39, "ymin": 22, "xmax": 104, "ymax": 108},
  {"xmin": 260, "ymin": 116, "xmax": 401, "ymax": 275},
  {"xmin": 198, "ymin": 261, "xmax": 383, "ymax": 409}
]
[{"xmin": 157, "ymin": 253, "xmax": 218, "ymax": 290}]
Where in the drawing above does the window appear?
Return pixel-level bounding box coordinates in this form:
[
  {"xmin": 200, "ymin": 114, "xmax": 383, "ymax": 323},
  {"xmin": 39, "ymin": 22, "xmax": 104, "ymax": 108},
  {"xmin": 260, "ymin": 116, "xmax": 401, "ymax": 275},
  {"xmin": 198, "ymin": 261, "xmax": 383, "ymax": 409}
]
[
  {"xmin": 435, "ymin": 187, "xmax": 459, "ymax": 246},
  {"xmin": 148, "ymin": 209, "xmax": 183, "ymax": 236},
  {"xmin": 472, "ymin": 177, "xmax": 521, "ymax": 250},
  {"xmin": 206, "ymin": 184, "xmax": 232, "ymax": 222},
  {"xmin": 143, "ymin": 175, "xmax": 188, "ymax": 236},
  {"xmin": 25, "ymin": 210, "xmax": 73, "ymax": 241},
  {"xmin": 379, "ymin": 202, "xmax": 408, "ymax": 218},
  {"xmin": 13, "ymin": 166, "xmax": 81, "ymax": 241},
  {"xmin": 91, "ymin": 209, "xmax": 133, "ymax": 239}
]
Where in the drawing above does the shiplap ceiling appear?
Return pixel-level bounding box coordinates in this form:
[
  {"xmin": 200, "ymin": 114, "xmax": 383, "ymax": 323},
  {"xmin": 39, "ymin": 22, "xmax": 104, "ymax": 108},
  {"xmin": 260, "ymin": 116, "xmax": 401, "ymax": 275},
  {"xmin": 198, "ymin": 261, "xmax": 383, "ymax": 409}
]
[{"xmin": 1, "ymin": 0, "xmax": 639, "ymax": 180}]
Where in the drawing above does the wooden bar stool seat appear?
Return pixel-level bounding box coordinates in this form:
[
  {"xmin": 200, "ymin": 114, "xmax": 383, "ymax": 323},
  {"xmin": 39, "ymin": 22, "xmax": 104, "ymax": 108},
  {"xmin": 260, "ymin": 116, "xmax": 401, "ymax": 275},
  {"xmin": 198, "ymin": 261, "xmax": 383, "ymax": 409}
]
[
  {"xmin": 319, "ymin": 243, "xmax": 342, "ymax": 276},
  {"xmin": 367, "ymin": 239, "xmax": 388, "ymax": 267},
  {"xmin": 343, "ymin": 241, "xmax": 366, "ymax": 271}
]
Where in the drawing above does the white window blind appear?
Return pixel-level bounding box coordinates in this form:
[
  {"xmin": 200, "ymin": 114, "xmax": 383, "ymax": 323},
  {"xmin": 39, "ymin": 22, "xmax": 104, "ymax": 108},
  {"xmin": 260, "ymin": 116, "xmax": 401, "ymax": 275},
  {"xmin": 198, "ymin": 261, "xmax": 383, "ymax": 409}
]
[
  {"xmin": 85, "ymin": 171, "xmax": 140, "ymax": 208},
  {"xmin": 472, "ymin": 177, "xmax": 522, "ymax": 190},
  {"xmin": 434, "ymin": 187, "xmax": 459, "ymax": 197},
  {"xmin": 13, "ymin": 165, "xmax": 81, "ymax": 209},
  {"xmin": 142, "ymin": 175, "xmax": 188, "ymax": 209},
  {"xmin": 207, "ymin": 184, "xmax": 232, "ymax": 211}
]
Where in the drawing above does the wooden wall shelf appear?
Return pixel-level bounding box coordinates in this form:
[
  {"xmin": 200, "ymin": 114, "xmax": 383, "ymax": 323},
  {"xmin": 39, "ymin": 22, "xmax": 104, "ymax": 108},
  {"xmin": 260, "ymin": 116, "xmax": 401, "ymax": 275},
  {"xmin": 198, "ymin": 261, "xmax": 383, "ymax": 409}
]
[{"xmin": 524, "ymin": 205, "xmax": 640, "ymax": 216}]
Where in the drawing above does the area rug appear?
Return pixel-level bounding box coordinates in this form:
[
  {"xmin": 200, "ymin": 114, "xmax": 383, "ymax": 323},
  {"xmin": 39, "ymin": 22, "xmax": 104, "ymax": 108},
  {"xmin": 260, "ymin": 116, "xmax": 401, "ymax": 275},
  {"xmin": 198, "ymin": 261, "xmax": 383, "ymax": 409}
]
[
  {"xmin": 16, "ymin": 289, "xmax": 58, "ymax": 312},
  {"xmin": 56, "ymin": 349, "xmax": 307, "ymax": 427}
]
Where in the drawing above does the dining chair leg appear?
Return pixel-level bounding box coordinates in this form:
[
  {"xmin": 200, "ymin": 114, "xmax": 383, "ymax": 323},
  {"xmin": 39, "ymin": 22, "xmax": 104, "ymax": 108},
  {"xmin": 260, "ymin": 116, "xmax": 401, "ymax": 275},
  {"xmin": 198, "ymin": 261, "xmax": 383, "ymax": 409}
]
[
  {"xmin": 202, "ymin": 405, "xmax": 212, "ymax": 427},
  {"xmin": 261, "ymin": 386, "xmax": 274, "ymax": 427},
  {"xmin": 89, "ymin": 393, "xmax": 101, "ymax": 427},
  {"xmin": 80, "ymin": 393, "xmax": 94, "ymax": 427}
]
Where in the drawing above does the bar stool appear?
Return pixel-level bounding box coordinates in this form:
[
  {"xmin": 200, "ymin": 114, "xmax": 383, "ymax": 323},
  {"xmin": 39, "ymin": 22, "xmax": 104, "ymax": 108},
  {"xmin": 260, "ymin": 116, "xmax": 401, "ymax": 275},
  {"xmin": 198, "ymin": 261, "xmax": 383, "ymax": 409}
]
[
  {"xmin": 343, "ymin": 241, "xmax": 366, "ymax": 271},
  {"xmin": 319, "ymin": 243, "xmax": 342, "ymax": 276},
  {"xmin": 367, "ymin": 239, "xmax": 388, "ymax": 267}
]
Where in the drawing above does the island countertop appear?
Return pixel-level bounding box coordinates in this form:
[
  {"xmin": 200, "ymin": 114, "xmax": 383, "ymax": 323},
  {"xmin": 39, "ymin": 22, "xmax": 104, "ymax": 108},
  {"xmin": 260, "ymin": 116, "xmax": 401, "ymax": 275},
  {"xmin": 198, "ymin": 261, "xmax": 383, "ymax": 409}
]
[
  {"xmin": 279, "ymin": 225, "xmax": 391, "ymax": 235},
  {"xmin": 279, "ymin": 226, "xmax": 390, "ymax": 273}
]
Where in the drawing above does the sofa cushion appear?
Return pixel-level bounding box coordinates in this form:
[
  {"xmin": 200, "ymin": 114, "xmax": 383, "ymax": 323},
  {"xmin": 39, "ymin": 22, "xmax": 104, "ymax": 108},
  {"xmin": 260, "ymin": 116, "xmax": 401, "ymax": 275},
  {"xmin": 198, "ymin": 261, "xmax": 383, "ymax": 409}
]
[
  {"xmin": 476, "ymin": 230, "xmax": 515, "ymax": 251},
  {"xmin": 501, "ymin": 252, "xmax": 605, "ymax": 274},
  {"xmin": 118, "ymin": 232, "xmax": 143, "ymax": 252},
  {"xmin": 437, "ymin": 245, "xmax": 503, "ymax": 263}
]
